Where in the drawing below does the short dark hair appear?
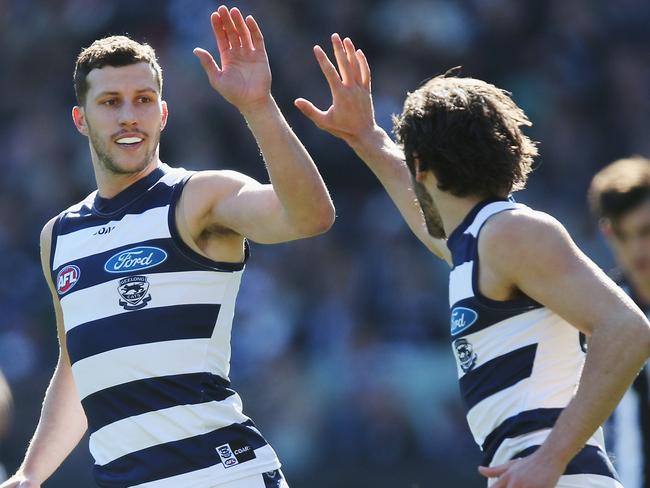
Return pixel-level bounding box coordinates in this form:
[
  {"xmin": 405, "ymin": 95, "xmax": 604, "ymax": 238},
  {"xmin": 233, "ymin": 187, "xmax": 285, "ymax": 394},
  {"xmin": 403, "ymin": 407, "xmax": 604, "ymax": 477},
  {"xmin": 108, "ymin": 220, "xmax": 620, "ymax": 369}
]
[
  {"xmin": 588, "ymin": 156, "xmax": 650, "ymax": 222},
  {"xmin": 393, "ymin": 73, "xmax": 538, "ymax": 198},
  {"xmin": 74, "ymin": 35, "xmax": 162, "ymax": 106}
]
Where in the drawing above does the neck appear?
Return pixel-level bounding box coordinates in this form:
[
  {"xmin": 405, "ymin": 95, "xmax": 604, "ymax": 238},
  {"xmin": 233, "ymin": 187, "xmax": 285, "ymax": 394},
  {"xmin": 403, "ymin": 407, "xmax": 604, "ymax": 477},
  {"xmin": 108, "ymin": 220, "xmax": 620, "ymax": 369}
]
[
  {"xmin": 93, "ymin": 157, "xmax": 161, "ymax": 199},
  {"xmin": 630, "ymin": 278, "xmax": 650, "ymax": 308},
  {"xmin": 429, "ymin": 186, "xmax": 485, "ymax": 238}
]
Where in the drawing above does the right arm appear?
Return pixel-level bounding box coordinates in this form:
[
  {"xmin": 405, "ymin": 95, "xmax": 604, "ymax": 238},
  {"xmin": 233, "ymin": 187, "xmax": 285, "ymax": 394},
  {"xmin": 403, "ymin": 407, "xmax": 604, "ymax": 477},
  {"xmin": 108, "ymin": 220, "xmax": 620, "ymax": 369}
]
[
  {"xmin": 295, "ymin": 34, "xmax": 451, "ymax": 264},
  {"xmin": 1, "ymin": 218, "xmax": 88, "ymax": 488}
]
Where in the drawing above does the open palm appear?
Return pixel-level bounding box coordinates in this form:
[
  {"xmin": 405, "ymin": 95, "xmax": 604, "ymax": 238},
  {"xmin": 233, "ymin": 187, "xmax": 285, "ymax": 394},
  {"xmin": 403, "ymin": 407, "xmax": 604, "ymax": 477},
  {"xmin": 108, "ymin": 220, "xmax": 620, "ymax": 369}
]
[{"xmin": 194, "ymin": 6, "xmax": 271, "ymax": 111}]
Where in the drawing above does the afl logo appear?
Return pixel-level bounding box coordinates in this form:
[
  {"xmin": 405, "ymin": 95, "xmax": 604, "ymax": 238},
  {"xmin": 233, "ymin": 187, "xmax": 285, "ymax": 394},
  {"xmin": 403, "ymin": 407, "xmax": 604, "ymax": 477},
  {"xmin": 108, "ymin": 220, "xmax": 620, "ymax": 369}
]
[
  {"xmin": 56, "ymin": 265, "xmax": 80, "ymax": 295},
  {"xmin": 104, "ymin": 246, "xmax": 167, "ymax": 274}
]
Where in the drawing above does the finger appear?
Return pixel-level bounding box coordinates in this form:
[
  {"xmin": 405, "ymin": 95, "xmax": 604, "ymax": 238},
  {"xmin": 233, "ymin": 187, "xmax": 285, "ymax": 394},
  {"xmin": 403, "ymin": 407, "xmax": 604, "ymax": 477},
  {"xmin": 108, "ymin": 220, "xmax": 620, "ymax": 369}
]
[
  {"xmin": 193, "ymin": 48, "xmax": 222, "ymax": 86},
  {"xmin": 331, "ymin": 33, "xmax": 353, "ymax": 85},
  {"xmin": 314, "ymin": 45, "xmax": 342, "ymax": 94},
  {"xmin": 294, "ymin": 98, "xmax": 329, "ymax": 127},
  {"xmin": 210, "ymin": 11, "xmax": 230, "ymax": 54},
  {"xmin": 343, "ymin": 37, "xmax": 362, "ymax": 85},
  {"xmin": 245, "ymin": 15, "xmax": 265, "ymax": 51},
  {"xmin": 217, "ymin": 5, "xmax": 241, "ymax": 49},
  {"xmin": 478, "ymin": 463, "xmax": 511, "ymax": 478},
  {"xmin": 230, "ymin": 7, "xmax": 253, "ymax": 50},
  {"xmin": 356, "ymin": 49, "xmax": 371, "ymax": 89}
]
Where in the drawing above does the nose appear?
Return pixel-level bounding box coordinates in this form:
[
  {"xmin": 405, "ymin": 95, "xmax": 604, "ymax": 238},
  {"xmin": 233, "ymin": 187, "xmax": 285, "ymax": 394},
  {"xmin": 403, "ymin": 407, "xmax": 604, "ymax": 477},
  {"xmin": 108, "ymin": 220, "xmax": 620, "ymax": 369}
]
[{"xmin": 118, "ymin": 102, "xmax": 138, "ymax": 126}]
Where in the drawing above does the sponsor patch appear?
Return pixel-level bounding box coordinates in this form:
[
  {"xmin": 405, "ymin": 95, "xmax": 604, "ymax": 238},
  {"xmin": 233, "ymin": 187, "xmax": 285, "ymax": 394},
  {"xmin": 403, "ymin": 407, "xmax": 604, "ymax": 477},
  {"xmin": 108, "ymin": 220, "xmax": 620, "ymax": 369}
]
[
  {"xmin": 216, "ymin": 440, "xmax": 256, "ymax": 468},
  {"xmin": 104, "ymin": 246, "xmax": 167, "ymax": 274},
  {"xmin": 56, "ymin": 265, "xmax": 81, "ymax": 295},
  {"xmin": 450, "ymin": 306, "xmax": 478, "ymax": 336},
  {"xmin": 454, "ymin": 338, "xmax": 478, "ymax": 373},
  {"xmin": 117, "ymin": 275, "xmax": 152, "ymax": 310}
]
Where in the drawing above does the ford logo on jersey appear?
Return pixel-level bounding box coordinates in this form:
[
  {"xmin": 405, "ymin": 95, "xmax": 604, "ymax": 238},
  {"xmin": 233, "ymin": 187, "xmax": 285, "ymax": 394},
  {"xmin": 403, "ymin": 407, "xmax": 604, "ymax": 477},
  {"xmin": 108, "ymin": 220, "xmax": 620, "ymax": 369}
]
[
  {"xmin": 450, "ymin": 307, "xmax": 478, "ymax": 336},
  {"xmin": 104, "ymin": 246, "xmax": 167, "ymax": 274}
]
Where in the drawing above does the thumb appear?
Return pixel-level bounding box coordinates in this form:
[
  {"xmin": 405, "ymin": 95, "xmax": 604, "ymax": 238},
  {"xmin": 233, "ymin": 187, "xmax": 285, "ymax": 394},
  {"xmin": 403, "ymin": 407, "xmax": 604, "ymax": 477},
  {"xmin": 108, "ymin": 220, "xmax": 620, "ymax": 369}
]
[
  {"xmin": 294, "ymin": 98, "xmax": 327, "ymax": 126},
  {"xmin": 193, "ymin": 48, "xmax": 221, "ymax": 87},
  {"xmin": 478, "ymin": 461, "xmax": 513, "ymax": 478}
]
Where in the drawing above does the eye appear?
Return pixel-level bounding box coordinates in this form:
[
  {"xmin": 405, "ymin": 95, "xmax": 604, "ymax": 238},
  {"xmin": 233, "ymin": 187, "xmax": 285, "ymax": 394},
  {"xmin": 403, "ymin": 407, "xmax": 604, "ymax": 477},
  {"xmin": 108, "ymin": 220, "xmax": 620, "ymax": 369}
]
[
  {"xmin": 102, "ymin": 98, "xmax": 118, "ymax": 106},
  {"xmin": 138, "ymin": 96, "xmax": 152, "ymax": 103}
]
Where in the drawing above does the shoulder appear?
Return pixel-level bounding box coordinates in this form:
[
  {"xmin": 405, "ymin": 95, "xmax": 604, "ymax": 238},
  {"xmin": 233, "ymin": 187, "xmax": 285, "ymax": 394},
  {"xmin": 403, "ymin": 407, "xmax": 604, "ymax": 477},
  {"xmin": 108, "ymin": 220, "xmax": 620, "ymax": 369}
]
[
  {"xmin": 479, "ymin": 207, "xmax": 576, "ymax": 274},
  {"xmin": 184, "ymin": 169, "xmax": 258, "ymax": 194},
  {"xmin": 40, "ymin": 215, "xmax": 60, "ymax": 251}
]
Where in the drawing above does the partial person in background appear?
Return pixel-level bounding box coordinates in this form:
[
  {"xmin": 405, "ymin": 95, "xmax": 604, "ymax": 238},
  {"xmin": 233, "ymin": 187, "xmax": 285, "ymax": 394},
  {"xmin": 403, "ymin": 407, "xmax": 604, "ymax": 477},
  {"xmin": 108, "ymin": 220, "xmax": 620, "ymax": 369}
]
[
  {"xmin": 296, "ymin": 34, "xmax": 650, "ymax": 487},
  {"xmin": 1, "ymin": 5, "xmax": 334, "ymax": 488},
  {"xmin": 0, "ymin": 371, "xmax": 12, "ymax": 482},
  {"xmin": 589, "ymin": 156, "xmax": 650, "ymax": 488}
]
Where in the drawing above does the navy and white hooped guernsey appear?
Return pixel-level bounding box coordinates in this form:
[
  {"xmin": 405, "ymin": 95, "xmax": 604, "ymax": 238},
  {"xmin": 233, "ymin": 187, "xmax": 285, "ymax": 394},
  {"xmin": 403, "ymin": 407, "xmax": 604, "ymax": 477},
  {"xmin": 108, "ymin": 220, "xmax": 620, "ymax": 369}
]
[
  {"xmin": 50, "ymin": 164, "xmax": 281, "ymax": 488},
  {"xmin": 447, "ymin": 198, "xmax": 621, "ymax": 487}
]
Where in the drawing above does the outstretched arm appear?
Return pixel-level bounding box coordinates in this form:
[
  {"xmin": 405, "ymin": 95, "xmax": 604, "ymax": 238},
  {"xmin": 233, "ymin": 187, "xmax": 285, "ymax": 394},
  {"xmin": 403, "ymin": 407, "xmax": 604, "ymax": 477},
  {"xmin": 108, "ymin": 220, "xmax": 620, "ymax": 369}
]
[
  {"xmin": 1, "ymin": 218, "xmax": 87, "ymax": 488},
  {"xmin": 295, "ymin": 34, "xmax": 450, "ymax": 263},
  {"xmin": 192, "ymin": 6, "xmax": 334, "ymax": 243}
]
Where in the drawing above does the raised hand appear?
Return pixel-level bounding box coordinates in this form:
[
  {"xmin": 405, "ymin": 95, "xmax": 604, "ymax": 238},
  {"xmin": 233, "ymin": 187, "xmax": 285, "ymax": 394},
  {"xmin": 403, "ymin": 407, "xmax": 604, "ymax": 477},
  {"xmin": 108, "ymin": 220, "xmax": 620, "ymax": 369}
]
[
  {"xmin": 295, "ymin": 34, "xmax": 377, "ymax": 144},
  {"xmin": 194, "ymin": 5, "xmax": 271, "ymax": 112}
]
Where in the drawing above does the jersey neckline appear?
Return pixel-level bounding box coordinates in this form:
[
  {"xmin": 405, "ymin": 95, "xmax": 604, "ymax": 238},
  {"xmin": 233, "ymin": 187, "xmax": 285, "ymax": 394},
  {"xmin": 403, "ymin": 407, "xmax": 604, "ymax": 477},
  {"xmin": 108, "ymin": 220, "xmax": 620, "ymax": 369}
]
[
  {"xmin": 446, "ymin": 197, "xmax": 508, "ymax": 251},
  {"xmin": 93, "ymin": 165, "xmax": 166, "ymax": 215}
]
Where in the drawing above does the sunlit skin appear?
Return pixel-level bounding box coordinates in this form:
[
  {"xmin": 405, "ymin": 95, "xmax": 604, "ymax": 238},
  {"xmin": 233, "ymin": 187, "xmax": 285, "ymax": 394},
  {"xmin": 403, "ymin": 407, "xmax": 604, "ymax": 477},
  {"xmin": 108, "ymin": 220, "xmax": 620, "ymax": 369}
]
[
  {"xmin": 71, "ymin": 62, "xmax": 168, "ymax": 199},
  {"xmin": 602, "ymin": 199, "xmax": 650, "ymax": 303}
]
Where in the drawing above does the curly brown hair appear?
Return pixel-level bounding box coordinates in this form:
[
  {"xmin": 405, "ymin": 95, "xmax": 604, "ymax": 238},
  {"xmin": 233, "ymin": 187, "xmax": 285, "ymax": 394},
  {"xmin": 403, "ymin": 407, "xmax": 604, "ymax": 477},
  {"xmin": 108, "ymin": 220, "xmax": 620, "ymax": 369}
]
[
  {"xmin": 588, "ymin": 156, "xmax": 650, "ymax": 222},
  {"xmin": 393, "ymin": 73, "xmax": 538, "ymax": 198},
  {"xmin": 74, "ymin": 35, "xmax": 162, "ymax": 106}
]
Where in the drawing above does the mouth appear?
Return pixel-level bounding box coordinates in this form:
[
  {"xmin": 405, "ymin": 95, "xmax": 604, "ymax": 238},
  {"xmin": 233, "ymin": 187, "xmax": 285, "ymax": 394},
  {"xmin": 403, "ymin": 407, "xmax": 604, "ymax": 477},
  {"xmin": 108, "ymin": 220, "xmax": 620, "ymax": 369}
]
[{"xmin": 114, "ymin": 135, "xmax": 145, "ymax": 150}]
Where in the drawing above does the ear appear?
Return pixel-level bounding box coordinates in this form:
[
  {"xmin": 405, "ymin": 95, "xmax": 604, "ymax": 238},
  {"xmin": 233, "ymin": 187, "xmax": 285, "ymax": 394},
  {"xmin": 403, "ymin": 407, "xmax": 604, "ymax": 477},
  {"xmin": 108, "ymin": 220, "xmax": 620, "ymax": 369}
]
[
  {"xmin": 599, "ymin": 218, "xmax": 614, "ymax": 239},
  {"xmin": 414, "ymin": 157, "xmax": 428, "ymax": 183},
  {"xmin": 72, "ymin": 106, "xmax": 89, "ymax": 136},
  {"xmin": 161, "ymin": 100, "xmax": 169, "ymax": 131}
]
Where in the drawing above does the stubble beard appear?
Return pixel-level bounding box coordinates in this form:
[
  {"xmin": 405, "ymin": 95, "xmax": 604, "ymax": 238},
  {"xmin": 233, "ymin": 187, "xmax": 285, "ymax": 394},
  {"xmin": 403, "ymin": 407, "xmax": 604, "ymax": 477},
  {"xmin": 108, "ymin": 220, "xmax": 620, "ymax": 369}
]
[
  {"xmin": 413, "ymin": 180, "xmax": 446, "ymax": 239},
  {"xmin": 87, "ymin": 123, "xmax": 160, "ymax": 176}
]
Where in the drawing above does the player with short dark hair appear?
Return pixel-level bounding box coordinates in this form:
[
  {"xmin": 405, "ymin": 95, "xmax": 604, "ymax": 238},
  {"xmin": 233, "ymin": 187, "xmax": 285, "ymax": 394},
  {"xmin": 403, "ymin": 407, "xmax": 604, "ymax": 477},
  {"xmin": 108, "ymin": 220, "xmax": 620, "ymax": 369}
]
[
  {"xmin": 589, "ymin": 156, "xmax": 650, "ymax": 488},
  {"xmin": 295, "ymin": 34, "xmax": 650, "ymax": 487},
  {"xmin": 1, "ymin": 6, "xmax": 334, "ymax": 488}
]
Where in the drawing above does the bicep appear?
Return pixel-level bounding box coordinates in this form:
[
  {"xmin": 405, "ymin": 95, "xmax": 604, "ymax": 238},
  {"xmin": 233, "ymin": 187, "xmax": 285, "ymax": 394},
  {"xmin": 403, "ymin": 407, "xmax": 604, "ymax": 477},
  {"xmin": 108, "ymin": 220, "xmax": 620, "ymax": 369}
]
[{"xmin": 191, "ymin": 171, "xmax": 303, "ymax": 244}]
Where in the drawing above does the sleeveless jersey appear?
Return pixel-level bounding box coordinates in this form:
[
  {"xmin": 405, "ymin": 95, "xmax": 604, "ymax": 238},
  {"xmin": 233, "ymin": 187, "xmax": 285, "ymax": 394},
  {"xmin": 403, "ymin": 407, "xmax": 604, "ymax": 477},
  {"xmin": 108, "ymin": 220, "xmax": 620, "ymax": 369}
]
[
  {"xmin": 50, "ymin": 164, "xmax": 280, "ymax": 488},
  {"xmin": 446, "ymin": 199, "xmax": 613, "ymax": 474}
]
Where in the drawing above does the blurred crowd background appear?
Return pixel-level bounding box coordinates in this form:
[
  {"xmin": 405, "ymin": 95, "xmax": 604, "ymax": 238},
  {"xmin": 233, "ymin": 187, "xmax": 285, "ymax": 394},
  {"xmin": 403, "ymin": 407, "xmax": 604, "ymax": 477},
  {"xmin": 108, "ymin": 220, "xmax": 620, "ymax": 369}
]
[{"xmin": 1, "ymin": 0, "xmax": 649, "ymax": 486}]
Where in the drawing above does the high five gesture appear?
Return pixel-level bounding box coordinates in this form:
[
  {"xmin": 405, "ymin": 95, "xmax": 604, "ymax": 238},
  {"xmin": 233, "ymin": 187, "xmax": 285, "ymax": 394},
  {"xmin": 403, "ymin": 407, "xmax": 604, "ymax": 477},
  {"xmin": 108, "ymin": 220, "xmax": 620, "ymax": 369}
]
[{"xmin": 194, "ymin": 6, "xmax": 271, "ymax": 112}]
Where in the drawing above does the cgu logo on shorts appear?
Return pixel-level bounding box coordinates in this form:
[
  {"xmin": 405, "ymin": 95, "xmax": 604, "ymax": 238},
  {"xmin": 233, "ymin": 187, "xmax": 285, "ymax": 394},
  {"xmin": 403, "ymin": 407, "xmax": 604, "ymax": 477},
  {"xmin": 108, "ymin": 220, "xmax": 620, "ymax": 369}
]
[
  {"xmin": 104, "ymin": 246, "xmax": 167, "ymax": 274},
  {"xmin": 450, "ymin": 307, "xmax": 478, "ymax": 336},
  {"xmin": 56, "ymin": 265, "xmax": 81, "ymax": 295}
]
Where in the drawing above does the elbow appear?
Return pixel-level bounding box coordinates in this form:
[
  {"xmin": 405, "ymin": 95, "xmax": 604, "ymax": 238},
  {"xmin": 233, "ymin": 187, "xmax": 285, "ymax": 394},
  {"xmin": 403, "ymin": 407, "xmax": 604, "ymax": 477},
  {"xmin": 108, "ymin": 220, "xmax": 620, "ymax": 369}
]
[
  {"xmin": 310, "ymin": 202, "xmax": 336, "ymax": 236},
  {"xmin": 297, "ymin": 202, "xmax": 336, "ymax": 237}
]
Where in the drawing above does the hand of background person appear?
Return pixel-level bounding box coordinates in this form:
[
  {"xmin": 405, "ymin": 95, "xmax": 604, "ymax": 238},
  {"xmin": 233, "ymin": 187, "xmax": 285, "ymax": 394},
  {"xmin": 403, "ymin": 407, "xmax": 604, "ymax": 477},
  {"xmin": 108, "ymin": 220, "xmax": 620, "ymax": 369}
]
[
  {"xmin": 194, "ymin": 5, "xmax": 272, "ymax": 113},
  {"xmin": 295, "ymin": 34, "xmax": 377, "ymax": 146}
]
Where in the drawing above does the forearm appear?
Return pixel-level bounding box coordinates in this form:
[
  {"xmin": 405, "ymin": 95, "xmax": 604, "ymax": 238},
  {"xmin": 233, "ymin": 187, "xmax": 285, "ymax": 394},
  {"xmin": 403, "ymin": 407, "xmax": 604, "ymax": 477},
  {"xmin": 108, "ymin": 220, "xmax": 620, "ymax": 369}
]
[
  {"xmin": 240, "ymin": 96, "xmax": 334, "ymax": 233},
  {"xmin": 538, "ymin": 315, "xmax": 650, "ymax": 468},
  {"xmin": 18, "ymin": 359, "xmax": 87, "ymax": 483},
  {"xmin": 347, "ymin": 126, "xmax": 449, "ymax": 259}
]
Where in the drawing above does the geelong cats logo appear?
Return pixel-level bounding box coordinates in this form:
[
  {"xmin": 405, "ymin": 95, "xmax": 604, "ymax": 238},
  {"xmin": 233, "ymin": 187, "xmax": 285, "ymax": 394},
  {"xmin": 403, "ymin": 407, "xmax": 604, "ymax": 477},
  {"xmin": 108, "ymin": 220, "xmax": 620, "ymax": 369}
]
[
  {"xmin": 454, "ymin": 338, "xmax": 478, "ymax": 373},
  {"xmin": 117, "ymin": 276, "xmax": 152, "ymax": 310}
]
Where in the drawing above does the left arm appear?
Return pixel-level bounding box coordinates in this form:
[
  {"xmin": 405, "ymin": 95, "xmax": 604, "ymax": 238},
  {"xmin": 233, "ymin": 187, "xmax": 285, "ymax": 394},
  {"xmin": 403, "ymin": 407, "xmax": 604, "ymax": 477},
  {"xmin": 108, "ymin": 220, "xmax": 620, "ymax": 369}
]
[
  {"xmin": 193, "ymin": 6, "xmax": 334, "ymax": 243},
  {"xmin": 478, "ymin": 210, "xmax": 650, "ymax": 488}
]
